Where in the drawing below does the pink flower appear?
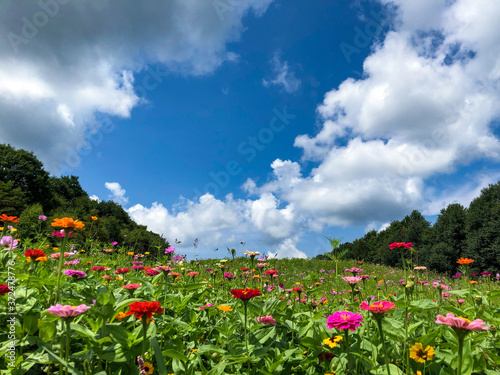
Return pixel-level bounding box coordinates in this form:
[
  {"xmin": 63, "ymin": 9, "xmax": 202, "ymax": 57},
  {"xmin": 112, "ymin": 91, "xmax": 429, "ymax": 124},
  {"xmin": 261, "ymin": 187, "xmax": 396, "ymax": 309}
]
[
  {"xmin": 156, "ymin": 265, "xmax": 173, "ymax": 272},
  {"xmin": 187, "ymin": 271, "xmax": 199, "ymax": 277},
  {"xmin": 38, "ymin": 215, "xmax": 47, "ymax": 221},
  {"xmin": 257, "ymin": 315, "xmax": 277, "ymax": 326},
  {"xmin": 360, "ymin": 301, "xmax": 396, "ymax": 316},
  {"xmin": 389, "ymin": 242, "xmax": 412, "ymax": 249},
  {"xmin": 435, "ymin": 313, "xmax": 489, "ymax": 332},
  {"xmin": 111, "ymin": 241, "xmax": 118, "ymax": 245},
  {"xmin": 122, "ymin": 283, "xmax": 142, "ymax": 290},
  {"xmin": 345, "ymin": 267, "xmax": 363, "ymax": 274},
  {"xmin": 342, "ymin": 276, "xmax": 363, "ymax": 285},
  {"xmin": 224, "ymin": 272, "xmax": 235, "ymax": 279},
  {"xmin": 50, "ymin": 252, "xmax": 72, "ymax": 259},
  {"xmin": 115, "ymin": 268, "xmax": 130, "ymax": 274},
  {"xmin": 165, "ymin": 247, "xmax": 175, "ymax": 254},
  {"xmin": 63, "ymin": 269, "xmax": 86, "ymax": 278},
  {"xmin": 46, "ymin": 304, "xmax": 91, "ymax": 318},
  {"xmin": 265, "ymin": 269, "xmax": 278, "ymax": 276},
  {"xmin": 257, "ymin": 263, "xmax": 269, "ymax": 268},
  {"xmin": 326, "ymin": 311, "xmax": 363, "ymax": 331},
  {"xmin": 145, "ymin": 269, "xmax": 160, "ymax": 276},
  {"xmin": 0, "ymin": 236, "xmax": 18, "ymax": 250}
]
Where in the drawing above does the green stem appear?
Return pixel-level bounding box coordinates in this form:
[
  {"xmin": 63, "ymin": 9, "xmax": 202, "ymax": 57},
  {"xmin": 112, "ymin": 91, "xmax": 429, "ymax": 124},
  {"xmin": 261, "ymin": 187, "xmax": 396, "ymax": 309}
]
[
  {"xmin": 244, "ymin": 301, "xmax": 249, "ymax": 355},
  {"xmin": 55, "ymin": 235, "xmax": 68, "ymax": 304},
  {"xmin": 401, "ymin": 250, "xmax": 407, "ymax": 284},
  {"xmin": 141, "ymin": 316, "xmax": 148, "ymax": 355},
  {"xmin": 65, "ymin": 319, "xmax": 71, "ymax": 375},
  {"xmin": 457, "ymin": 334, "xmax": 464, "ymax": 375},
  {"xmin": 376, "ymin": 318, "xmax": 391, "ymax": 375},
  {"xmin": 345, "ymin": 329, "xmax": 352, "ymax": 375}
]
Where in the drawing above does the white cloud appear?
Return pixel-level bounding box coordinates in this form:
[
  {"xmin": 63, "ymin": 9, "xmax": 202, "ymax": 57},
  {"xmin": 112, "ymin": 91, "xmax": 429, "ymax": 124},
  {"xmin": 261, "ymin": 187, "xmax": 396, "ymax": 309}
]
[
  {"xmin": 262, "ymin": 51, "xmax": 301, "ymax": 93},
  {"xmin": 89, "ymin": 194, "xmax": 100, "ymax": 202},
  {"xmin": 268, "ymin": 238, "xmax": 308, "ymax": 259},
  {"xmin": 105, "ymin": 182, "xmax": 129, "ymax": 205},
  {"xmin": 0, "ymin": 0, "xmax": 273, "ymax": 173}
]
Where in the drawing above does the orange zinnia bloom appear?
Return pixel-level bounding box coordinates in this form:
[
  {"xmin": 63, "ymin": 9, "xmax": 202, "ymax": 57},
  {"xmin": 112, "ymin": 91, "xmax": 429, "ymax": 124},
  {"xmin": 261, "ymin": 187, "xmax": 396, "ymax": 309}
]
[
  {"xmin": 51, "ymin": 217, "xmax": 85, "ymax": 230},
  {"xmin": 0, "ymin": 214, "xmax": 19, "ymax": 223},
  {"xmin": 457, "ymin": 258, "xmax": 474, "ymax": 265},
  {"xmin": 91, "ymin": 216, "xmax": 98, "ymax": 220}
]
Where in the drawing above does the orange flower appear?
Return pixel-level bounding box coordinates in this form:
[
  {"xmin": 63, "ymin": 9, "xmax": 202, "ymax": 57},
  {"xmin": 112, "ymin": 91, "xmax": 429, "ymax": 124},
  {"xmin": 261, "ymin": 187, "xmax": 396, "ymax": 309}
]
[
  {"xmin": 0, "ymin": 214, "xmax": 19, "ymax": 223},
  {"xmin": 469, "ymin": 281, "xmax": 478, "ymax": 285},
  {"xmin": 217, "ymin": 305, "xmax": 232, "ymax": 312},
  {"xmin": 91, "ymin": 216, "xmax": 98, "ymax": 220},
  {"xmin": 51, "ymin": 217, "xmax": 85, "ymax": 230},
  {"xmin": 457, "ymin": 258, "xmax": 474, "ymax": 265}
]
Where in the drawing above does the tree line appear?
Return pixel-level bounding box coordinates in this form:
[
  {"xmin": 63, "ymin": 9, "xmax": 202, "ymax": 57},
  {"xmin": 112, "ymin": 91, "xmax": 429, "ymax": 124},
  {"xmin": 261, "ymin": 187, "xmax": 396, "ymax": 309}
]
[
  {"xmin": 0, "ymin": 144, "xmax": 169, "ymax": 256},
  {"xmin": 316, "ymin": 184, "xmax": 500, "ymax": 275}
]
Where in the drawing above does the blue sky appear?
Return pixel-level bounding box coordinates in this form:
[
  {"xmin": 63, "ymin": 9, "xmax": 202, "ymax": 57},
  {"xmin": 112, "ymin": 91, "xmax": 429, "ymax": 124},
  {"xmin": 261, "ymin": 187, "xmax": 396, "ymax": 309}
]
[{"xmin": 1, "ymin": 0, "xmax": 499, "ymax": 259}]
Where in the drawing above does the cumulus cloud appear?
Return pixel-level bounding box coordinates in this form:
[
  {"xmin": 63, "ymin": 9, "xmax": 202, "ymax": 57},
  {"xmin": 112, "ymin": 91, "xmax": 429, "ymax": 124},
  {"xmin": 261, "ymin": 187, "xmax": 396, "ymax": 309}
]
[
  {"xmin": 262, "ymin": 51, "xmax": 301, "ymax": 93},
  {"xmin": 105, "ymin": 182, "xmax": 129, "ymax": 205},
  {"xmin": 0, "ymin": 0, "xmax": 273, "ymax": 173},
  {"xmin": 268, "ymin": 238, "xmax": 308, "ymax": 259}
]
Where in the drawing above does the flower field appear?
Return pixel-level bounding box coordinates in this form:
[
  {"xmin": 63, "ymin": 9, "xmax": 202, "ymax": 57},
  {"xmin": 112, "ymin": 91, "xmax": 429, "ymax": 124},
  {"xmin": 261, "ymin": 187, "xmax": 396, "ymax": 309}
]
[{"xmin": 1, "ymin": 216, "xmax": 500, "ymax": 375}]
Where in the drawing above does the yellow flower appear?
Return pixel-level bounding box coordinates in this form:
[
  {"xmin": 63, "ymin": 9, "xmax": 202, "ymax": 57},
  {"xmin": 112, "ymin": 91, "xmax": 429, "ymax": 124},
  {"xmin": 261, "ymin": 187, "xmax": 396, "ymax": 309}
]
[
  {"xmin": 295, "ymin": 282, "xmax": 301, "ymax": 285},
  {"xmin": 81, "ymin": 249, "xmax": 86, "ymax": 253},
  {"xmin": 143, "ymin": 362, "xmax": 154, "ymax": 375},
  {"xmin": 220, "ymin": 259, "xmax": 228, "ymax": 263},
  {"xmin": 45, "ymin": 244, "xmax": 50, "ymax": 247},
  {"xmin": 127, "ymin": 252, "xmax": 134, "ymax": 256},
  {"xmin": 179, "ymin": 263, "xmax": 183, "ymax": 266},
  {"xmin": 415, "ymin": 372, "xmax": 422, "ymax": 375},
  {"xmin": 378, "ymin": 280, "xmax": 384, "ymax": 284},
  {"xmin": 91, "ymin": 216, "xmax": 98, "ymax": 220},
  {"xmin": 253, "ymin": 275, "xmax": 260, "ymax": 278},
  {"xmin": 325, "ymin": 372, "xmax": 336, "ymax": 375},
  {"xmin": 189, "ymin": 349, "xmax": 198, "ymax": 354},
  {"xmin": 217, "ymin": 305, "xmax": 232, "ymax": 312},
  {"xmin": 145, "ymin": 252, "xmax": 150, "ymax": 255},
  {"xmin": 116, "ymin": 277, "xmax": 123, "ymax": 281},
  {"xmin": 409, "ymin": 343, "xmax": 435, "ymax": 363},
  {"xmin": 323, "ymin": 338, "xmax": 338, "ymax": 348},
  {"xmin": 53, "ymin": 247, "xmax": 59, "ymax": 250}
]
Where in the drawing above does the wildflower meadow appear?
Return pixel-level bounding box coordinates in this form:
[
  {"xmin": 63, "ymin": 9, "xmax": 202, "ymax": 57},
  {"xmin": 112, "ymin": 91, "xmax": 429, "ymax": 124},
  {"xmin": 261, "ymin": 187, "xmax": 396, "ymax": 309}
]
[{"xmin": 0, "ymin": 215, "xmax": 499, "ymax": 375}]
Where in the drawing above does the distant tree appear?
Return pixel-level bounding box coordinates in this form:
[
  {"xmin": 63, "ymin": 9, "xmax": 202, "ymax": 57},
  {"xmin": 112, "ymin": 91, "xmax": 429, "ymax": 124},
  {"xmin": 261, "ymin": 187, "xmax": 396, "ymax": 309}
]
[
  {"xmin": 0, "ymin": 144, "xmax": 53, "ymax": 209},
  {"xmin": 51, "ymin": 175, "xmax": 88, "ymax": 202},
  {"xmin": 17, "ymin": 204, "xmax": 46, "ymax": 243},
  {"xmin": 466, "ymin": 182, "xmax": 500, "ymax": 273},
  {"xmin": 0, "ymin": 181, "xmax": 26, "ymax": 215}
]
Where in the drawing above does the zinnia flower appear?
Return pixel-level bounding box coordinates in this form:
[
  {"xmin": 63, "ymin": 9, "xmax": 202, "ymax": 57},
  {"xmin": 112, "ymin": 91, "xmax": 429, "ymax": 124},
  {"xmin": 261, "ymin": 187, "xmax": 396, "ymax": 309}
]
[
  {"xmin": 115, "ymin": 268, "xmax": 130, "ymax": 274},
  {"xmin": 326, "ymin": 311, "xmax": 363, "ymax": 331},
  {"xmin": 122, "ymin": 283, "xmax": 142, "ymax": 290},
  {"xmin": 24, "ymin": 249, "xmax": 46, "ymax": 260},
  {"xmin": 217, "ymin": 305, "xmax": 232, "ymax": 312},
  {"xmin": 0, "ymin": 236, "xmax": 18, "ymax": 250},
  {"xmin": 323, "ymin": 336, "xmax": 343, "ymax": 348},
  {"xmin": 51, "ymin": 217, "xmax": 84, "ymax": 230},
  {"xmin": 0, "ymin": 214, "xmax": 19, "ymax": 223},
  {"xmin": 359, "ymin": 301, "xmax": 396, "ymax": 317},
  {"xmin": 264, "ymin": 269, "xmax": 278, "ymax": 276},
  {"xmin": 229, "ymin": 288, "xmax": 262, "ymax": 300},
  {"xmin": 224, "ymin": 272, "xmax": 235, "ymax": 279},
  {"xmin": 46, "ymin": 304, "xmax": 91, "ymax": 318},
  {"xmin": 342, "ymin": 276, "xmax": 363, "ymax": 285},
  {"xmin": 38, "ymin": 215, "xmax": 47, "ymax": 221},
  {"xmin": 145, "ymin": 269, "xmax": 160, "ymax": 276},
  {"xmin": 457, "ymin": 258, "xmax": 474, "ymax": 265},
  {"xmin": 257, "ymin": 315, "xmax": 277, "ymax": 325},
  {"xmin": 125, "ymin": 301, "xmax": 163, "ymax": 320},
  {"xmin": 0, "ymin": 284, "xmax": 12, "ymax": 295},
  {"xmin": 63, "ymin": 269, "xmax": 86, "ymax": 278},
  {"xmin": 389, "ymin": 242, "xmax": 412, "ymax": 249},
  {"xmin": 435, "ymin": 313, "xmax": 488, "ymax": 332},
  {"xmin": 409, "ymin": 343, "xmax": 435, "ymax": 363}
]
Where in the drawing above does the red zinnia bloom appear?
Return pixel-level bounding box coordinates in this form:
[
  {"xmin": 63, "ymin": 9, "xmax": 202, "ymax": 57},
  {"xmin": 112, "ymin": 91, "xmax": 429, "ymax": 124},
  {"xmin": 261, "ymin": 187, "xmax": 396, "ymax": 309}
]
[
  {"xmin": 229, "ymin": 288, "xmax": 262, "ymax": 300},
  {"xmin": 264, "ymin": 269, "xmax": 278, "ymax": 276},
  {"xmin": 0, "ymin": 284, "xmax": 12, "ymax": 295},
  {"xmin": 292, "ymin": 286, "xmax": 302, "ymax": 293},
  {"xmin": 240, "ymin": 267, "xmax": 250, "ymax": 272},
  {"xmin": 145, "ymin": 269, "xmax": 160, "ymax": 276},
  {"xmin": 389, "ymin": 242, "xmax": 413, "ymax": 249},
  {"xmin": 24, "ymin": 249, "xmax": 46, "ymax": 259},
  {"xmin": 0, "ymin": 214, "xmax": 19, "ymax": 223},
  {"xmin": 125, "ymin": 301, "xmax": 163, "ymax": 320},
  {"xmin": 115, "ymin": 268, "xmax": 130, "ymax": 274}
]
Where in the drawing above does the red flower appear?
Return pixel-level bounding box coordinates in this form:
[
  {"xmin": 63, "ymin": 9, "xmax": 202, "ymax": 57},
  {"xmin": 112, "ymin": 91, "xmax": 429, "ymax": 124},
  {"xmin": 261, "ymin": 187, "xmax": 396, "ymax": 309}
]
[
  {"xmin": 0, "ymin": 284, "xmax": 12, "ymax": 295},
  {"xmin": 389, "ymin": 242, "xmax": 412, "ymax": 250},
  {"xmin": 292, "ymin": 286, "xmax": 302, "ymax": 293},
  {"xmin": 229, "ymin": 288, "xmax": 262, "ymax": 300},
  {"xmin": 125, "ymin": 301, "xmax": 163, "ymax": 320},
  {"xmin": 115, "ymin": 268, "xmax": 130, "ymax": 274},
  {"xmin": 24, "ymin": 249, "xmax": 46, "ymax": 259}
]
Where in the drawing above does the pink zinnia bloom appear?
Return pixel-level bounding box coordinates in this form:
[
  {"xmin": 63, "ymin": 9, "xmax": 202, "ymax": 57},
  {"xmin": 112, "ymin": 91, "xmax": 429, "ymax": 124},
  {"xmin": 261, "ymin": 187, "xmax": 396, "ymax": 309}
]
[
  {"xmin": 342, "ymin": 276, "xmax": 363, "ymax": 285},
  {"xmin": 0, "ymin": 236, "xmax": 18, "ymax": 250},
  {"xmin": 111, "ymin": 241, "xmax": 118, "ymax": 246},
  {"xmin": 257, "ymin": 315, "xmax": 277, "ymax": 326},
  {"xmin": 360, "ymin": 301, "xmax": 396, "ymax": 315},
  {"xmin": 389, "ymin": 242, "xmax": 412, "ymax": 249},
  {"xmin": 165, "ymin": 247, "xmax": 175, "ymax": 254},
  {"xmin": 50, "ymin": 252, "xmax": 72, "ymax": 259},
  {"xmin": 264, "ymin": 269, "xmax": 278, "ymax": 276},
  {"xmin": 46, "ymin": 304, "xmax": 91, "ymax": 318},
  {"xmin": 327, "ymin": 311, "xmax": 363, "ymax": 331},
  {"xmin": 63, "ymin": 269, "xmax": 86, "ymax": 278},
  {"xmin": 115, "ymin": 268, "xmax": 130, "ymax": 274},
  {"xmin": 122, "ymin": 283, "xmax": 142, "ymax": 290},
  {"xmin": 345, "ymin": 267, "xmax": 363, "ymax": 273},
  {"xmin": 156, "ymin": 265, "xmax": 173, "ymax": 272},
  {"xmin": 145, "ymin": 269, "xmax": 160, "ymax": 276},
  {"xmin": 257, "ymin": 263, "xmax": 269, "ymax": 268},
  {"xmin": 435, "ymin": 313, "xmax": 489, "ymax": 332},
  {"xmin": 187, "ymin": 271, "xmax": 199, "ymax": 277},
  {"xmin": 131, "ymin": 265, "xmax": 145, "ymax": 271},
  {"xmin": 224, "ymin": 272, "xmax": 235, "ymax": 279}
]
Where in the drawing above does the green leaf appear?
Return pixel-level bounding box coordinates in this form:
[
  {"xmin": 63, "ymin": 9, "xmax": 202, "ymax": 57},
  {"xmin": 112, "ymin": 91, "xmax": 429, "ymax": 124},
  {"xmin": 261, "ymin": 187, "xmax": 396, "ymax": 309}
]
[
  {"xmin": 151, "ymin": 337, "xmax": 168, "ymax": 375},
  {"xmin": 162, "ymin": 349, "xmax": 188, "ymax": 362},
  {"xmin": 106, "ymin": 324, "xmax": 131, "ymax": 348},
  {"xmin": 38, "ymin": 320, "xmax": 56, "ymax": 343}
]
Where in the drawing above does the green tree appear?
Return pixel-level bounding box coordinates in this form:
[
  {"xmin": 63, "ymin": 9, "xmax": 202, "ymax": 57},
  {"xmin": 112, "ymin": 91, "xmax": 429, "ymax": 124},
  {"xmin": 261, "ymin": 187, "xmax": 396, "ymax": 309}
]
[
  {"xmin": 0, "ymin": 181, "xmax": 26, "ymax": 215},
  {"xmin": 0, "ymin": 144, "xmax": 53, "ymax": 209}
]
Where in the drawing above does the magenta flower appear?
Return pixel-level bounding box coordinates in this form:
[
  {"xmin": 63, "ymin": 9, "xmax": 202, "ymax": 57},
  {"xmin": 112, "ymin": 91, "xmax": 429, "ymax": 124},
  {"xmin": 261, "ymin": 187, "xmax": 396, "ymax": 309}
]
[
  {"xmin": 342, "ymin": 276, "xmax": 363, "ymax": 285},
  {"xmin": 165, "ymin": 247, "xmax": 175, "ymax": 254},
  {"xmin": 115, "ymin": 268, "xmax": 130, "ymax": 274},
  {"xmin": 145, "ymin": 269, "xmax": 160, "ymax": 276},
  {"xmin": 46, "ymin": 304, "xmax": 91, "ymax": 318},
  {"xmin": 435, "ymin": 313, "xmax": 489, "ymax": 332},
  {"xmin": 257, "ymin": 315, "xmax": 277, "ymax": 326},
  {"xmin": 0, "ymin": 236, "xmax": 18, "ymax": 250},
  {"xmin": 122, "ymin": 283, "xmax": 142, "ymax": 290},
  {"xmin": 63, "ymin": 269, "xmax": 86, "ymax": 278},
  {"xmin": 327, "ymin": 311, "xmax": 364, "ymax": 331},
  {"xmin": 131, "ymin": 265, "xmax": 145, "ymax": 271},
  {"xmin": 224, "ymin": 272, "xmax": 235, "ymax": 279},
  {"xmin": 345, "ymin": 267, "xmax": 363, "ymax": 274},
  {"xmin": 38, "ymin": 215, "xmax": 47, "ymax": 221},
  {"xmin": 389, "ymin": 242, "xmax": 413, "ymax": 249},
  {"xmin": 111, "ymin": 241, "xmax": 118, "ymax": 246}
]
